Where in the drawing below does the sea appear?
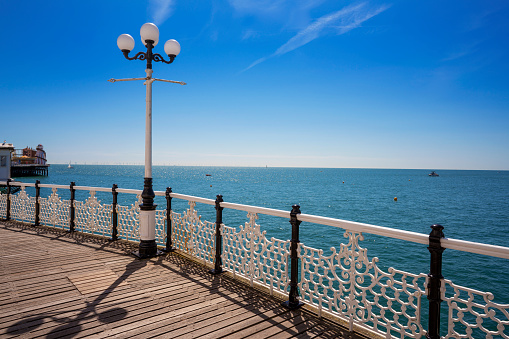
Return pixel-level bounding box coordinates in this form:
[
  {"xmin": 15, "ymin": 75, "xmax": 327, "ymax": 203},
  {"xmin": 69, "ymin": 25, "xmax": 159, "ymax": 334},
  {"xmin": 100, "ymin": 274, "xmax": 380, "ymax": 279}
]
[{"xmin": 16, "ymin": 165, "xmax": 509, "ymax": 321}]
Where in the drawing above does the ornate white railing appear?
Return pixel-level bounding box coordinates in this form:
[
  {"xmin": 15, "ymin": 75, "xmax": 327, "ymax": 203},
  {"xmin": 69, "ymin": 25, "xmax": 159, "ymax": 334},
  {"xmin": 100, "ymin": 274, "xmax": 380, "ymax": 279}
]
[
  {"xmin": 0, "ymin": 192, "xmax": 6, "ymax": 218},
  {"xmin": 39, "ymin": 187, "xmax": 70, "ymax": 229},
  {"xmin": 222, "ymin": 211, "xmax": 290, "ymax": 295},
  {"xmin": 170, "ymin": 201, "xmax": 216, "ymax": 265},
  {"xmin": 299, "ymin": 232, "xmax": 428, "ymax": 338},
  {"xmin": 10, "ymin": 185, "xmax": 36, "ymax": 224},
  {"xmin": 74, "ymin": 190, "xmax": 112, "ymax": 237},
  {"xmin": 1, "ymin": 179, "xmax": 508, "ymax": 339},
  {"xmin": 116, "ymin": 194, "xmax": 142, "ymax": 242},
  {"xmin": 441, "ymin": 279, "xmax": 509, "ymax": 339}
]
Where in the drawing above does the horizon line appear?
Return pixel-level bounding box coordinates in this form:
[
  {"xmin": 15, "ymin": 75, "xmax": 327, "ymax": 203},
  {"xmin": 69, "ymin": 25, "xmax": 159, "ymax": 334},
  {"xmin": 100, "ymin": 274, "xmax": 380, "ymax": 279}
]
[{"xmin": 48, "ymin": 163, "xmax": 509, "ymax": 171}]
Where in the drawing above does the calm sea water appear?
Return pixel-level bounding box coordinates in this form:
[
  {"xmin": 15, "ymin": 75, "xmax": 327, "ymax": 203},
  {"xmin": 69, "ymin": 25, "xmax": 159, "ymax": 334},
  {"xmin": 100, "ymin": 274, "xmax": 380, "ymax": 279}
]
[{"xmin": 18, "ymin": 165, "xmax": 509, "ymax": 308}]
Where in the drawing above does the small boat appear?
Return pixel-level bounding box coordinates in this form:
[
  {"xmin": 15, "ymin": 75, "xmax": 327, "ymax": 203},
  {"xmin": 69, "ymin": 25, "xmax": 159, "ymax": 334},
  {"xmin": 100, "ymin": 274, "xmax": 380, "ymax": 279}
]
[
  {"xmin": 205, "ymin": 174, "xmax": 211, "ymax": 177},
  {"xmin": 68, "ymin": 162, "xmax": 74, "ymax": 169},
  {"xmin": 429, "ymin": 171, "xmax": 439, "ymax": 177}
]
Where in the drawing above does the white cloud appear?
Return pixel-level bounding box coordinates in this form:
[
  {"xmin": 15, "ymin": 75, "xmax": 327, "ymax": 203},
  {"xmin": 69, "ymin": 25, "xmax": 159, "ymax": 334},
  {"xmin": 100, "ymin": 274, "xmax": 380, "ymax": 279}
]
[
  {"xmin": 242, "ymin": 2, "xmax": 390, "ymax": 72},
  {"xmin": 149, "ymin": 0, "xmax": 175, "ymax": 25}
]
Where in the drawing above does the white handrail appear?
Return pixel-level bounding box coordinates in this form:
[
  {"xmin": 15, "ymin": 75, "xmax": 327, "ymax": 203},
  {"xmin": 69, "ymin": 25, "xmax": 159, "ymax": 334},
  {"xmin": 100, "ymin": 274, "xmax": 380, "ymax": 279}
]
[
  {"xmin": 298, "ymin": 213, "xmax": 429, "ymax": 245},
  {"xmin": 220, "ymin": 202, "xmax": 290, "ymax": 219},
  {"xmin": 74, "ymin": 186, "xmax": 112, "ymax": 193},
  {"xmin": 170, "ymin": 192, "xmax": 215, "ymax": 206},
  {"xmin": 441, "ymin": 238, "xmax": 509, "ymax": 259},
  {"xmin": 154, "ymin": 190, "xmax": 166, "ymax": 197},
  {"xmin": 0, "ymin": 181, "xmax": 36, "ymax": 187},
  {"xmin": 38, "ymin": 184, "xmax": 69, "ymax": 189},
  {"xmin": 116, "ymin": 188, "xmax": 142, "ymax": 195}
]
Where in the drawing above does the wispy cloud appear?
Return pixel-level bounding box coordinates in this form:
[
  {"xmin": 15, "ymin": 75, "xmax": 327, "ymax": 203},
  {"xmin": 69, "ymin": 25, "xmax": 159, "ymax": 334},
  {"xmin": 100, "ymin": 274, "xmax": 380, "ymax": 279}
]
[
  {"xmin": 242, "ymin": 29, "xmax": 260, "ymax": 40},
  {"xmin": 241, "ymin": 2, "xmax": 390, "ymax": 72},
  {"xmin": 149, "ymin": 0, "xmax": 175, "ymax": 26},
  {"xmin": 229, "ymin": 0, "xmax": 327, "ymax": 31},
  {"xmin": 228, "ymin": 0, "xmax": 287, "ymax": 16},
  {"xmin": 442, "ymin": 42, "xmax": 480, "ymax": 62}
]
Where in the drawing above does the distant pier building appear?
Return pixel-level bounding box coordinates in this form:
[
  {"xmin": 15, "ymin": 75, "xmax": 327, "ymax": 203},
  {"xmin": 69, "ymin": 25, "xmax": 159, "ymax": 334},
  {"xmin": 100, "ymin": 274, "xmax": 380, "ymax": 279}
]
[{"xmin": 11, "ymin": 144, "xmax": 49, "ymax": 177}]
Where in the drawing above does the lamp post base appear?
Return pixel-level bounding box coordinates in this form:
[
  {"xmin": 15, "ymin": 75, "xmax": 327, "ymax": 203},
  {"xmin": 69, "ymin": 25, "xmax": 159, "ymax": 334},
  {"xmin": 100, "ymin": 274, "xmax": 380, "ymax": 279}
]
[
  {"xmin": 282, "ymin": 300, "xmax": 304, "ymax": 310},
  {"xmin": 209, "ymin": 268, "xmax": 223, "ymax": 275},
  {"xmin": 132, "ymin": 239, "xmax": 164, "ymax": 259}
]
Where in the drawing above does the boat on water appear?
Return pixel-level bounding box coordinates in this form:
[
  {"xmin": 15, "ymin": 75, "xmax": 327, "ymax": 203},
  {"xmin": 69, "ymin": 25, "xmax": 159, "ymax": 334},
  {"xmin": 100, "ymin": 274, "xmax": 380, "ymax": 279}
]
[
  {"xmin": 68, "ymin": 161, "xmax": 74, "ymax": 169},
  {"xmin": 429, "ymin": 171, "xmax": 439, "ymax": 177}
]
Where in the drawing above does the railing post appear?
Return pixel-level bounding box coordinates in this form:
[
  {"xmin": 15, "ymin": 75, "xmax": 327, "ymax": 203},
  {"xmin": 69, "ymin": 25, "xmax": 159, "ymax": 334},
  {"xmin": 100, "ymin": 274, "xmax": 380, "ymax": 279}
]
[
  {"xmin": 110, "ymin": 184, "xmax": 118, "ymax": 241},
  {"xmin": 163, "ymin": 187, "xmax": 174, "ymax": 252},
  {"xmin": 283, "ymin": 204, "xmax": 304, "ymax": 309},
  {"xmin": 69, "ymin": 182, "xmax": 76, "ymax": 232},
  {"xmin": 210, "ymin": 194, "xmax": 224, "ymax": 275},
  {"xmin": 6, "ymin": 179, "xmax": 11, "ymax": 221},
  {"xmin": 34, "ymin": 180, "xmax": 40, "ymax": 226},
  {"xmin": 426, "ymin": 224, "xmax": 445, "ymax": 339}
]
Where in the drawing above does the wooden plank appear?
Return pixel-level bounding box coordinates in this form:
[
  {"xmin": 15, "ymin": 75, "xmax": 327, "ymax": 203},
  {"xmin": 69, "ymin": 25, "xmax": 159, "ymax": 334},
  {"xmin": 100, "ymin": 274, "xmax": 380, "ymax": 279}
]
[
  {"xmin": 68, "ymin": 269, "xmax": 129, "ymax": 295},
  {"xmin": 237, "ymin": 310, "xmax": 307, "ymax": 338},
  {"xmin": 194, "ymin": 304, "xmax": 291, "ymax": 338},
  {"xmin": 95, "ymin": 291, "xmax": 269, "ymax": 338},
  {"xmin": 124, "ymin": 295, "xmax": 265, "ymax": 338}
]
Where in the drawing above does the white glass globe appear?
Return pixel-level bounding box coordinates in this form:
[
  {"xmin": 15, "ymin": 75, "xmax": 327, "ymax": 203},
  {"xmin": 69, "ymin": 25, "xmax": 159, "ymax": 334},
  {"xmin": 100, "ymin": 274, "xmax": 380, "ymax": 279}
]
[
  {"xmin": 117, "ymin": 34, "xmax": 135, "ymax": 51},
  {"xmin": 140, "ymin": 23, "xmax": 159, "ymax": 46},
  {"xmin": 164, "ymin": 39, "xmax": 181, "ymax": 56}
]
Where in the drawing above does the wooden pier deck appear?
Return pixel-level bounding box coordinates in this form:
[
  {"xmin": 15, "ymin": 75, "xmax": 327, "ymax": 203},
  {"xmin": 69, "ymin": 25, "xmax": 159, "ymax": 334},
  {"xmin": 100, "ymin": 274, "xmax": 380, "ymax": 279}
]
[{"xmin": 0, "ymin": 220, "xmax": 366, "ymax": 339}]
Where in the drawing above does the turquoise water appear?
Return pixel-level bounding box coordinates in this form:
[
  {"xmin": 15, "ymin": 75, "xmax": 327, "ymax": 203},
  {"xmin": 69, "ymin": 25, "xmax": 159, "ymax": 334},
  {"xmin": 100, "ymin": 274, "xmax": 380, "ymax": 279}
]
[{"xmin": 17, "ymin": 165, "xmax": 509, "ymax": 312}]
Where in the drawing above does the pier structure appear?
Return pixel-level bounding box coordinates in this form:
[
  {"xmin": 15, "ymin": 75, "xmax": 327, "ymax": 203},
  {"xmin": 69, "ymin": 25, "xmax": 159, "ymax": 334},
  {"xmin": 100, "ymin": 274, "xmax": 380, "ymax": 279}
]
[
  {"xmin": 10, "ymin": 164, "xmax": 49, "ymax": 177},
  {"xmin": 1, "ymin": 180, "xmax": 508, "ymax": 338}
]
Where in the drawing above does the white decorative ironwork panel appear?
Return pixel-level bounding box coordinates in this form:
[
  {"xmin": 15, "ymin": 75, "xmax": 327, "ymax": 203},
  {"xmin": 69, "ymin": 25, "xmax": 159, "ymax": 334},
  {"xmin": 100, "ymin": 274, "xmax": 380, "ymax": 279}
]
[
  {"xmin": 192, "ymin": 213, "xmax": 215, "ymax": 265},
  {"xmin": 222, "ymin": 212, "xmax": 290, "ymax": 295},
  {"xmin": 39, "ymin": 188, "xmax": 70, "ymax": 229},
  {"xmin": 74, "ymin": 191, "xmax": 112, "ymax": 237},
  {"xmin": 0, "ymin": 193, "xmax": 7, "ymax": 218},
  {"xmin": 155, "ymin": 209, "xmax": 167, "ymax": 246},
  {"xmin": 10, "ymin": 186, "xmax": 36, "ymax": 223},
  {"xmin": 442, "ymin": 278, "xmax": 509, "ymax": 339},
  {"xmin": 116, "ymin": 195, "xmax": 141, "ymax": 242},
  {"xmin": 171, "ymin": 201, "xmax": 215, "ymax": 264},
  {"xmin": 299, "ymin": 230, "xmax": 427, "ymax": 338}
]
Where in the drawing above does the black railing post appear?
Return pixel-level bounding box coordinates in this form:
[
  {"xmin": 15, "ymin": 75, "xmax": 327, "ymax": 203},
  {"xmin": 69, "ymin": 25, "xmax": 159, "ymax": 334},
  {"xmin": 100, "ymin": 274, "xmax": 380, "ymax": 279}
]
[
  {"xmin": 69, "ymin": 182, "xmax": 76, "ymax": 232},
  {"xmin": 163, "ymin": 187, "xmax": 174, "ymax": 252},
  {"xmin": 283, "ymin": 204, "xmax": 304, "ymax": 309},
  {"xmin": 110, "ymin": 184, "xmax": 118, "ymax": 241},
  {"xmin": 34, "ymin": 180, "xmax": 40, "ymax": 226},
  {"xmin": 426, "ymin": 224, "xmax": 445, "ymax": 339},
  {"xmin": 210, "ymin": 194, "xmax": 224, "ymax": 275},
  {"xmin": 5, "ymin": 179, "xmax": 11, "ymax": 221}
]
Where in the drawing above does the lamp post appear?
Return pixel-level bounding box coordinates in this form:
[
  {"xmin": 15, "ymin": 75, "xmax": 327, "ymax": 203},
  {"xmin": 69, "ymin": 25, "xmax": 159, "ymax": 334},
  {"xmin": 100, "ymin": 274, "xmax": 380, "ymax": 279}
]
[{"xmin": 111, "ymin": 23, "xmax": 185, "ymax": 258}]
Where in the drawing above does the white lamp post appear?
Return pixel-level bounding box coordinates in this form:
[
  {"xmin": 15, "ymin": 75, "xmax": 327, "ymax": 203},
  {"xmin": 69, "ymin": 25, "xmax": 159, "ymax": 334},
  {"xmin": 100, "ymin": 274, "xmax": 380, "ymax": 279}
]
[{"xmin": 110, "ymin": 23, "xmax": 185, "ymax": 258}]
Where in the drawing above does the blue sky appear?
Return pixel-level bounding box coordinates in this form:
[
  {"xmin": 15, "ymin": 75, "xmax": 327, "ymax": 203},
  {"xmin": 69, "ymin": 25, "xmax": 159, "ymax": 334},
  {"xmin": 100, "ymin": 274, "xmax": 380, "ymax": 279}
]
[{"xmin": 1, "ymin": 0, "xmax": 508, "ymax": 170}]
